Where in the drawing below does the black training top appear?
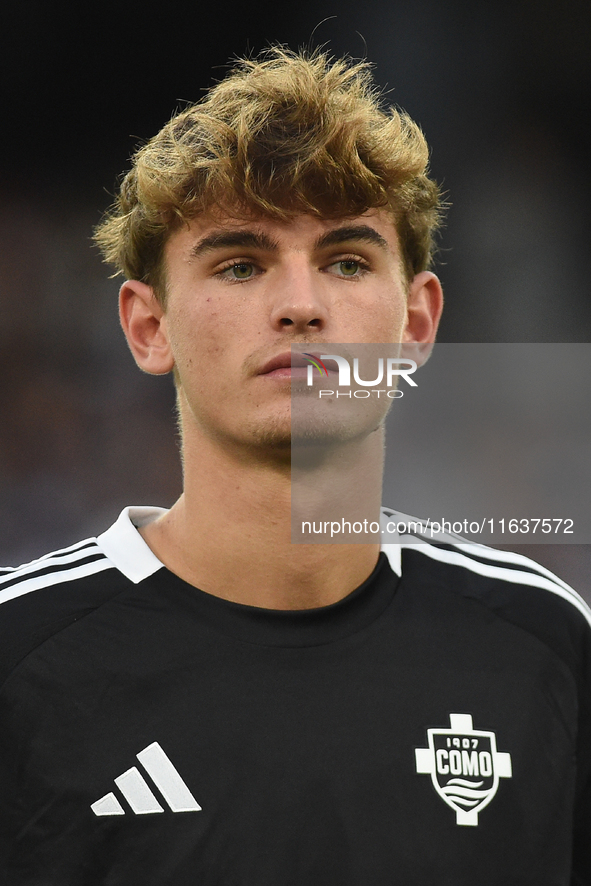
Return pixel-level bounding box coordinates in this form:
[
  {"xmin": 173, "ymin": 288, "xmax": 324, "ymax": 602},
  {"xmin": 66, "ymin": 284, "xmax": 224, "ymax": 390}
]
[{"xmin": 0, "ymin": 506, "xmax": 589, "ymax": 885}]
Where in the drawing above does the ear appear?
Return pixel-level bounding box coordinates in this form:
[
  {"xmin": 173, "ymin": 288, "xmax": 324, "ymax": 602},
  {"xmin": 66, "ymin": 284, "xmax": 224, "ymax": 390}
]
[
  {"xmin": 401, "ymin": 271, "xmax": 444, "ymax": 366},
  {"xmin": 119, "ymin": 280, "xmax": 175, "ymax": 375}
]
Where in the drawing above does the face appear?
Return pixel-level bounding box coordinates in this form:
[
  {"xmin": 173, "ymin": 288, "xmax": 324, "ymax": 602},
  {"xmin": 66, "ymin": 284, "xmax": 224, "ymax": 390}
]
[{"xmin": 122, "ymin": 209, "xmax": 442, "ymax": 454}]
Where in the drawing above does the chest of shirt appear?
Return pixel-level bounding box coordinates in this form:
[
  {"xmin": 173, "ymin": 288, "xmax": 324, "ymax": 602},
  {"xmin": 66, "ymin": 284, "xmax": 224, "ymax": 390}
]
[{"xmin": 1, "ymin": 596, "xmax": 577, "ymax": 886}]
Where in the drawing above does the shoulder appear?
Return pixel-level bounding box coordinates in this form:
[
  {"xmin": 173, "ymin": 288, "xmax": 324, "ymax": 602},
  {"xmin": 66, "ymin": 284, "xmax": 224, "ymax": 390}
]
[
  {"xmin": 0, "ymin": 507, "xmax": 165, "ymax": 687},
  {"xmin": 381, "ymin": 507, "xmax": 591, "ymax": 679}
]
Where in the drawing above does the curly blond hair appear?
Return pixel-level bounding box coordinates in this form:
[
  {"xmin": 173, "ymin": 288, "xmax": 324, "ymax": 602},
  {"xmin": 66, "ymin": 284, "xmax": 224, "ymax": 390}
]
[{"xmin": 94, "ymin": 47, "xmax": 444, "ymax": 300}]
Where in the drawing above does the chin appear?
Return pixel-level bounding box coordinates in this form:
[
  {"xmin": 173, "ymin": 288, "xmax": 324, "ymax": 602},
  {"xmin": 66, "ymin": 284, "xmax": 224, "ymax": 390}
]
[
  {"xmin": 241, "ymin": 415, "xmax": 293, "ymax": 451},
  {"xmin": 291, "ymin": 395, "xmax": 391, "ymax": 445}
]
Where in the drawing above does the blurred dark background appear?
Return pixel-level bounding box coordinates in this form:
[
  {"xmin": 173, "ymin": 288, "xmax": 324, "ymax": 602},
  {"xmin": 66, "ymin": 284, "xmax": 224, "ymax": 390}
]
[{"xmin": 1, "ymin": 0, "xmax": 590, "ymax": 597}]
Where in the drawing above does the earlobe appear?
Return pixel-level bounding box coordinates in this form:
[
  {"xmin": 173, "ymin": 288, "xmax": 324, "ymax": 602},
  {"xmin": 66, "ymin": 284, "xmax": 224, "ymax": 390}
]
[
  {"xmin": 402, "ymin": 271, "xmax": 444, "ymax": 366},
  {"xmin": 119, "ymin": 280, "xmax": 175, "ymax": 376}
]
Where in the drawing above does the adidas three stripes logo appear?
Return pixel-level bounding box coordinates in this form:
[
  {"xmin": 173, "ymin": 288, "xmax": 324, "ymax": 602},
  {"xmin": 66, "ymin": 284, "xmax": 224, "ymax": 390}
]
[{"xmin": 91, "ymin": 742, "xmax": 202, "ymax": 816}]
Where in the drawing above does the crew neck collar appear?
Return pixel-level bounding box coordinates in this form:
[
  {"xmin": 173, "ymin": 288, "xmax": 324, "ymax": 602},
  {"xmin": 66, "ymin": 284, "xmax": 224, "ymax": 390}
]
[
  {"xmin": 97, "ymin": 506, "xmax": 167, "ymax": 583},
  {"xmin": 151, "ymin": 549, "xmax": 399, "ymax": 647},
  {"xmin": 98, "ymin": 506, "xmax": 402, "ymax": 582},
  {"xmin": 96, "ymin": 506, "xmax": 403, "ymax": 647}
]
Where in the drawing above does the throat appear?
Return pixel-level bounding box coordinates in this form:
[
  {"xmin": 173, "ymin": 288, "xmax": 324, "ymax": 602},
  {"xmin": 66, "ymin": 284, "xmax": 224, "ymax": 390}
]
[{"xmin": 139, "ymin": 510, "xmax": 381, "ymax": 611}]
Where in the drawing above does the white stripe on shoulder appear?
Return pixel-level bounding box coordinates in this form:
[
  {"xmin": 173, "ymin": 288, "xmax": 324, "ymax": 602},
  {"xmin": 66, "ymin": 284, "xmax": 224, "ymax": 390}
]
[
  {"xmin": 0, "ymin": 506, "xmax": 165, "ymax": 605},
  {"xmin": 405, "ymin": 541, "xmax": 591, "ymax": 629},
  {"xmin": 0, "ymin": 537, "xmax": 98, "ymax": 576},
  {"xmin": 0, "ymin": 541, "xmax": 103, "ymax": 588},
  {"xmin": 0, "ymin": 558, "xmax": 115, "ymax": 606},
  {"xmin": 443, "ymin": 541, "xmax": 579, "ymax": 596}
]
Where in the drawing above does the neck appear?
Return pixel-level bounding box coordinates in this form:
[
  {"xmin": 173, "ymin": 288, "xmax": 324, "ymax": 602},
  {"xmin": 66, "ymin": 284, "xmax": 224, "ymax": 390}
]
[{"xmin": 140, "ymin": 425, "xmax": 385, "ymax": 610}]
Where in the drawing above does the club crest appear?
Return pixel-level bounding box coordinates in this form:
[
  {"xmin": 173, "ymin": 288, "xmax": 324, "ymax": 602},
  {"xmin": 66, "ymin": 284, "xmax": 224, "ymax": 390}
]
[{"xmin": 415, "ymin": 713, "xmax": 512, "ymax": 826}]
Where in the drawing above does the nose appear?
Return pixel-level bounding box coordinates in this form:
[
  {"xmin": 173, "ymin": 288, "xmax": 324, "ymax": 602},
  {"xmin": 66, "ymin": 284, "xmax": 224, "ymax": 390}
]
[{"xmin": 268, "ymin": 262, "xmax": 328, "ymax": 333}]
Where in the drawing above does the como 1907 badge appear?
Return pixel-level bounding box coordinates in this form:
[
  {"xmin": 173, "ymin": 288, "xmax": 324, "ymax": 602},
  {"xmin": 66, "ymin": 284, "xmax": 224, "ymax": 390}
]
[{"xmin": 415, "ymin": 713, "xmax": 512, "ymax": 826}]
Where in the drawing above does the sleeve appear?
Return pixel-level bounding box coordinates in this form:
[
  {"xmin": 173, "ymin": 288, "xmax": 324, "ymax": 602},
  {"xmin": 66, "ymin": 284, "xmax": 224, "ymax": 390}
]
[
  {"xmin": 571, "ymin": 636, "xmax": 591, "ymax": 884},
  {"xmin": 572, "ymin": 776, "xmax": 591, "ymax": 884}
]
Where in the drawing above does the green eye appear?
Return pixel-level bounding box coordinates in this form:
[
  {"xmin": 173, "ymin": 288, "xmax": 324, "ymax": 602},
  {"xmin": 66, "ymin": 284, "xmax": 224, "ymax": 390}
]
[
  {"xmin": 339, "ymin": 260, "xmax": 360, "ymax": 275},
  {"xmin": 232, "ymin": 263, "xmax": 254, "ymax": 279}
]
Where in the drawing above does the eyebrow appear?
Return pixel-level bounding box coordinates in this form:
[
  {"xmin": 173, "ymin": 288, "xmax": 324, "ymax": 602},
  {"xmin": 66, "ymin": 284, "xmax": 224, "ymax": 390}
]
[
  {"xmin": 190, "ymin": 230, "xmax": 279, "ymax": 257},
  {"xmin": 189, "ymin": 223, "xmax": 389, "ymax": 258},
  {"xmin": 313, "ymin": 225, "xmax": 389, "ymax": 252}
]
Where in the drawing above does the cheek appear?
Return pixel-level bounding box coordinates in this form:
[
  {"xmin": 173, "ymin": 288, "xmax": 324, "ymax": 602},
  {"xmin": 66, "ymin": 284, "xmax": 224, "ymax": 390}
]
[
  {"xmin": 167, "ymin": 304, "xmax": 218, "ymax": 380},
  {"xmin": 355, "ymin": 294, "xmax": 407, "ymax": 341},
  {"xmin": 167, "ymin": 297, "xmax": 247, "ymax": 389}
]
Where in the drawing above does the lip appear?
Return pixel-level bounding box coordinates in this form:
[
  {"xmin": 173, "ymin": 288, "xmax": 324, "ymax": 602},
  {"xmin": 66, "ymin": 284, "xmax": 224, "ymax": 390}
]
[{"xmin": 257, "ymin": 351, "xmax": 338, "ymax": 379}]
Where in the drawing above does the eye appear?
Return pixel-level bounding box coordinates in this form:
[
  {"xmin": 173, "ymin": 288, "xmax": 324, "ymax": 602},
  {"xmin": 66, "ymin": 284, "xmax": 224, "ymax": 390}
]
[
  {"xmin": 339, "ymin": 260, "xmax": 361, "ymax": 276},
  {"xmin": 326, "ymin": 257, "xmax": 370, "ymax": 278},
  {"xmin": 215, "ymin": 260, "xmax": 263, "ymax": 282},
  {"xmin": 225, "ymin": 262, "xmax": 254, "ymax": 280}
]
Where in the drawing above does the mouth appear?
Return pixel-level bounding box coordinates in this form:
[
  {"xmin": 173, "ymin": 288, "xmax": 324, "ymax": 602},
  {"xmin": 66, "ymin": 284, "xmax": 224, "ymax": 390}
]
[{"xmin": 257, "ymin": 351, "xmax": 339, "ymax": 379}]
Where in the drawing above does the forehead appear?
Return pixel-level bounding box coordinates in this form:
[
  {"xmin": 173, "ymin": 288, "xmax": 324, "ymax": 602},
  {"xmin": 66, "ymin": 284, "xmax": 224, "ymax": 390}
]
[{"xmin": 165, "ymin": 208, "xmax": 401, "ymax": 261}]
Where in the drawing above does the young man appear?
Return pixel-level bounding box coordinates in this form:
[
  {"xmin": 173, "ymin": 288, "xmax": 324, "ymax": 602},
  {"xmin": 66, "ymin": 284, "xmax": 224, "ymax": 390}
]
[{"xmin": 1, "ymin": 49, "xmax": 589, "ymax": 885}]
